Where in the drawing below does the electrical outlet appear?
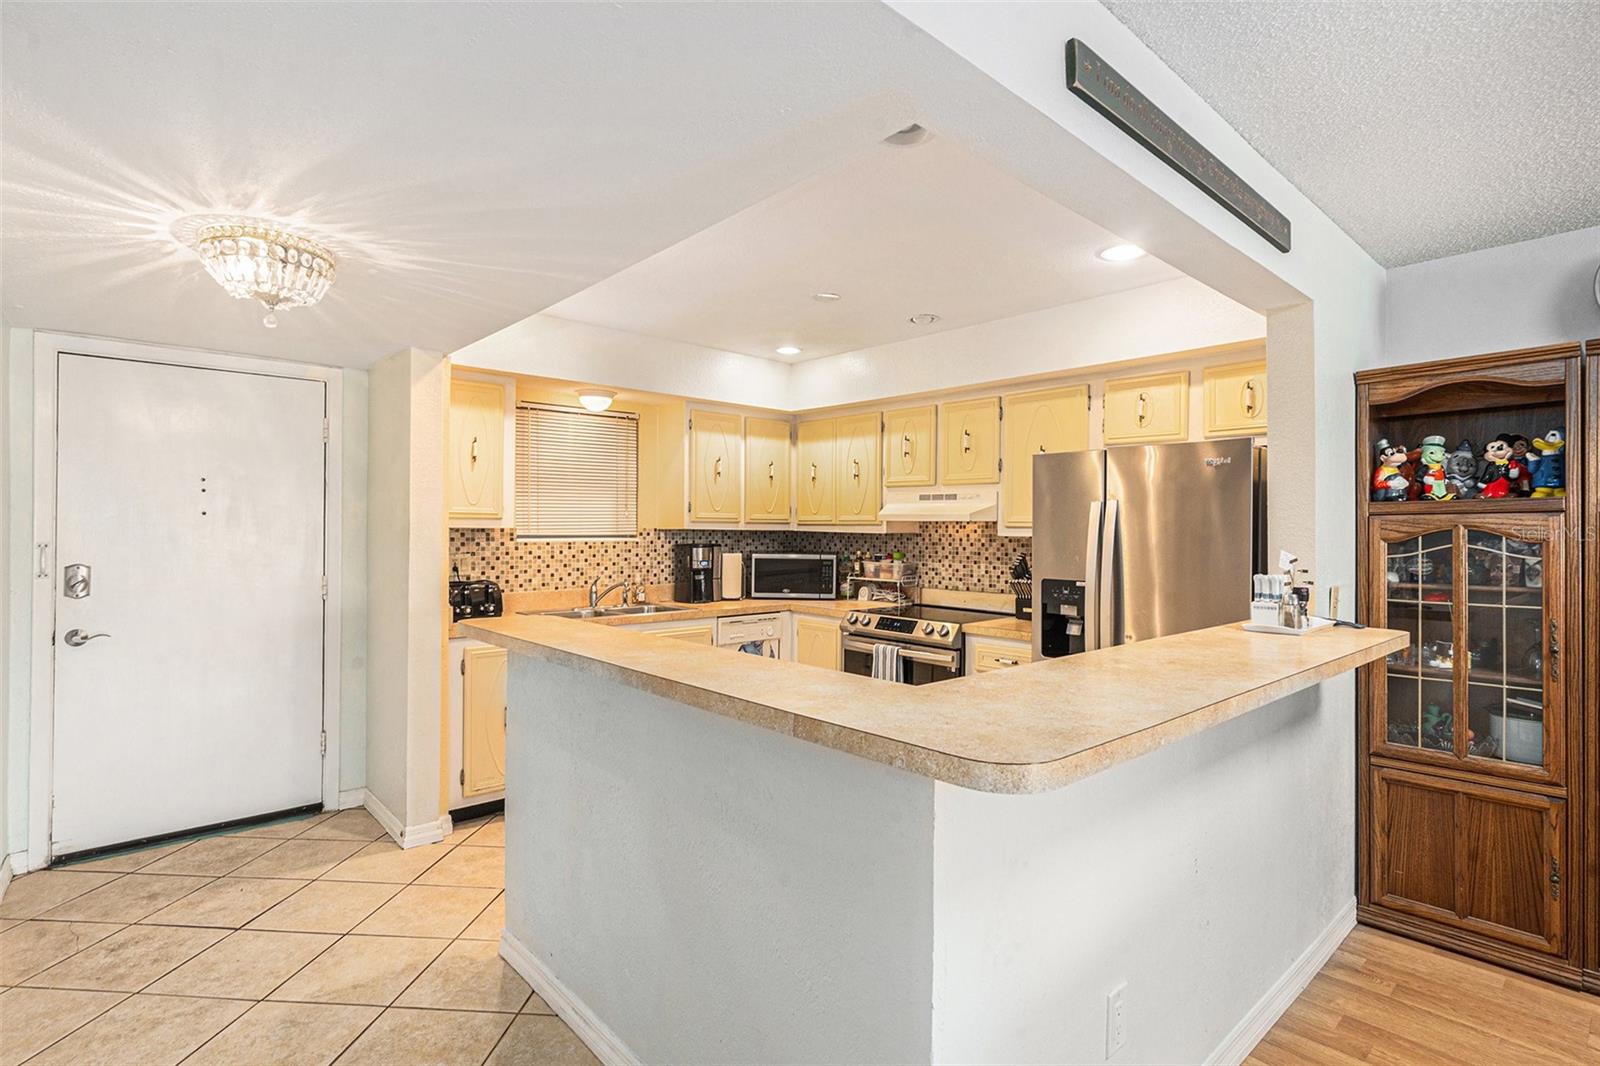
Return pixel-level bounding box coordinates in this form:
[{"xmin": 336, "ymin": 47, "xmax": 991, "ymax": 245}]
[{"xmin": 1105, "ymin": 982, "xmax": 1128, "ymax": 1059}]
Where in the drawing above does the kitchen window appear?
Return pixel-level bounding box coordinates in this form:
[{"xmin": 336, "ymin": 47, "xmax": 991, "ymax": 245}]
[{"xmin": 514, "ymin": 403, "xmax": 639, "ymax": 538}]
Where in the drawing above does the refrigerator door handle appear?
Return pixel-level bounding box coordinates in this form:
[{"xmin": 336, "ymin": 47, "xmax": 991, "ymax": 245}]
[
  {"xmin": 1083, "ymin": 501, "xmax": 1103, "ymax": 651},
  {"xmin": 1099, "ymin": 500, "xmax": 1119, "ymax": 647}
]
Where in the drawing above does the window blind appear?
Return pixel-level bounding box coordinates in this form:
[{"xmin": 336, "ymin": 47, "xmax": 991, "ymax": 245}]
[{"xmin": 515, "ymin": 403, "xmax": 639, "ymax": 538}]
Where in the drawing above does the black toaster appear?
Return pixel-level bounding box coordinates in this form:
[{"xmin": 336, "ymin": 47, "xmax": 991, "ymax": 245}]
[{"xmin": 449, "ymin": 579, "xmax": 503, "ymax": 622}]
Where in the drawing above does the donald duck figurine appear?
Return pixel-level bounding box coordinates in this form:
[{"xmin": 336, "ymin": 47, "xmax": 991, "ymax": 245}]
[{"xmin": 1530, "ymin": 429, "xmax": 1566, "ymax": 498}]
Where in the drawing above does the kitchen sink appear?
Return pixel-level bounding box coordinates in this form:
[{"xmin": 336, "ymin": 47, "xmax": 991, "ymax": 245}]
[{"xmin": 518, "ymin": 604, "xmax": 690, "ymax": 619}]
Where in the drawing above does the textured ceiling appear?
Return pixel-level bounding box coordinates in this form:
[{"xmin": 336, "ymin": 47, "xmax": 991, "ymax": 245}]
[
  {"xmin": 546, "ymin": 134, "xmax": 1180, "ymax": 362},
  {"xmin": 1103, "ymin": 1, "xmax": 1600, "ymax": 267}
]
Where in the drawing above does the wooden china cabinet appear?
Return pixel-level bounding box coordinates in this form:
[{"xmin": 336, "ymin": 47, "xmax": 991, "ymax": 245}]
[{"xmin": 1355, "ymin": 341, "xmax": 1593, "ymax": 990}]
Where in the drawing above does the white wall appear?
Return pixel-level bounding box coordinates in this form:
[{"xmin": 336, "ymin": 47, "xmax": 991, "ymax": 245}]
[
  {"xmin": 340, "ymin": 370, "xmax": 370, "ymax": 794},
  {"xmin": 0, "ymin": 319, "xmax": 11, "ymax": 872},
  {"xmin": 364, "ymin": 348, "xmax": 446, "ymax": 838},
  {"xmin": 503, "ymin": 655, "xmax": 937, "ymax": 1065},
  {"xmin": 932, "ymin": 687, "xmax": 1348, "ymax": 1064},
  {"xmin": 1382, "ymin": 224, "xmax": 1600, "ymax": 366},
  {"xmin": 791, "ymin": 277, "xmax": 1263, "ymax": 409}
]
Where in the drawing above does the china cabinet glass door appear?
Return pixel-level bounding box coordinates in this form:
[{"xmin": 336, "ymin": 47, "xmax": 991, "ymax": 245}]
[{"xmin": 1372, "ymin": 516, "xmax": 1563, "ymax": 781}]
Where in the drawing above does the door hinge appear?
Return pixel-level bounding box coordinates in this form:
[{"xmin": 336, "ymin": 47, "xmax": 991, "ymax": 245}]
[
  {"xmin": 460, "ymin": 657, "xmax": 466, "ymax": 676},
  {"xmin": 320, "ymin": 731, "xmax": 327, "ymax": 756},
  {"xmin": 997, "ymin": 400, "xmax": 1004, "ymax": 421},
  {"xmin": 998, "ymin": 456, "xmax": 1004, "ymax": 472},
  {"xmin": 322, "ymin": 418, "xmax": 330, "ymax": 442},
  {"xmin": 1550, "ymin": 857, "xmax": 1561, "ymax": 900},
  {"xmin": 320, "ymin": 575, "xmax": 329, "ymax": 601},
  {"xmin": 459, "ymin": 769, "xmax": 465, "ymax": 787}
]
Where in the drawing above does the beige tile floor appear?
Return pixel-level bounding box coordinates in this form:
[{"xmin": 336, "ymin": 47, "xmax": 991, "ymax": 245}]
[{"xmin": 0, "ymin": 810, "xmax": 600, "ymax": 1066}]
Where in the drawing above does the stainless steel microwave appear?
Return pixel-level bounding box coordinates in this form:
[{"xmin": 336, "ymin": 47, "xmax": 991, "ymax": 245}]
[{"xmin": 749, "ymin": 553, "xmax": 837, "ymax": 599}]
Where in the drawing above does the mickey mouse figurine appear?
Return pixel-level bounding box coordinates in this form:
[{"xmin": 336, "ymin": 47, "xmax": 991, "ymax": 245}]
[
  {"xmin": 1530, "ymin": 429, "xmax": 1566, "ymax": 498},
  {"xmin": 1372, "ymin": 438, "xmax": 1411, "ymax": 501},
  {"xmin": 1477, "ymin": 434, "xmax": 1525, "ymax": 499},
  {"xmin": 1417, "ymin": 435, "xmax": 1452, "ymax": 500}
]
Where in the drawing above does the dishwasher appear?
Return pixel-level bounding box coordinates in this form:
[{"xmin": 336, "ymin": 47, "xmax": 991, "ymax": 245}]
[{"xmin": 715, "ymin": 613, "xmax": 783, "ymax": 659}]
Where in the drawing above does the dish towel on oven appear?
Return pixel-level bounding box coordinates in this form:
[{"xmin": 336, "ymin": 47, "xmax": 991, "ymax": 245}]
[{"xmin": 870, "ymin": 642, "xmax": 903, "ymax": 682}]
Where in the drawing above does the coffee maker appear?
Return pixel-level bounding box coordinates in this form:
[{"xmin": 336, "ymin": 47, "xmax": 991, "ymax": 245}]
[{"xmin": 673, "ymin": 544, "xmax": 722, "ymax": 603}]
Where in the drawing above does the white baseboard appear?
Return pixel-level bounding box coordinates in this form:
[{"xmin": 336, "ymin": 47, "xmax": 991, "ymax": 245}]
[
  {"xmin": 363, "ymin": 792, "xmax": 449, "ymax": 849},
  {"xmin": 0, "ymin": 853, "xmax": 12, "ymax": 901},
  {"xmin": 5, "ymin": 850, "xmax": 35, "ymax": 879},
  {"xmin": 337, "ymin": 787, "xmax": 368, "ymax": 810},
  {"xmin": 500, "ymin": 929, "xmax": 640, "ymax": 1066},
  {"xmin": 1205, "ymin": 897, "xmax": 1356, "ymax": 1066}
]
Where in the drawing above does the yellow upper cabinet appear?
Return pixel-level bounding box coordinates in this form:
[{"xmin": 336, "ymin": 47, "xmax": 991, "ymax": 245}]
[
  {"xmin": 1203, "ymin": 359, "xmax": 1267, "ymax": 437},
  {"xmin": 1103, "ymin": 370, "xmax": 1189, "ymax": 444},
  {"xmin": 690, "ymin": 410, "xmax": 742, "ymax": 522},
  {"xmin": 796, "ymin": 418, "xmax": 836, "ymax": 524},
  {"xmin": 834, "ymin": 412, "xmax": 881, "ymax": 524},
  {"xmin": 743, "ymin": 416, "xmax": 792, "ymax": 523},
  {"xmin": 883, "ymin": 405, "xmax": 936, "ymax": 487},
  {"xmin": 448, "ymin": 379, "xmax": 506, "ymax": 521},
  {"xmin": 1001, "ymin": 385, "xmax": 1089, "ymax": 528},
  {"xmin": 940, "ymin": 397, "xmax": 1001, "ymax": 484}
]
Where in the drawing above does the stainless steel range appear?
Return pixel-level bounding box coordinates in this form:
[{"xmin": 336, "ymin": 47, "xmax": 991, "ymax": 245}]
[{"xmin": 840, "ymin": 604, "xmax": 1011, "ymax": 684}]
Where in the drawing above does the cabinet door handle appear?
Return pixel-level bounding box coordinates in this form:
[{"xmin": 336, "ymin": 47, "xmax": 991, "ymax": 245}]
[
  {"xmin": 902, "ymin": 434, "xmax": 912, "ymax": 462},
  {"xmin": 852, "ymin": 458, "xmax": 861, "ymax": 482},
  {"xmin": 1242, "ymin": 379, "xmax": 1261, "ymax": 418},
  {"xmin": 469, "ymin": 435, "xmax": 479, "ymax": 466},
  {"xmin": 1136, "ymin": 391, "xmax": 1150, "ymax": 427},
  {"xmin": 809, "ymin": 462, "xmax": 818, "ymax": 482},
  {"xmin": 767, "ymin": 461, "xmax": 775, "ymax": 483},
  {"xmin": 1549, "ymin": 619, "xmax": 1559, "ymax": 681},
  {"xmin": 994, "ymin": 656, "xmax": 1018, "ymax": 666},
  {"xmin": 713, "ymin": 456, "xmax": 722, "ymax": 480},
  {"xmin": 962, "ymin": 428, "xmax": 972, "ymax": 454}
]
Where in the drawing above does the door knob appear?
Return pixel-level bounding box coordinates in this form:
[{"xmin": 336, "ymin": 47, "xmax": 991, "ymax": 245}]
[{"xmin": 63, "ymin": 629, "xmax": 110, "ymax": 647}]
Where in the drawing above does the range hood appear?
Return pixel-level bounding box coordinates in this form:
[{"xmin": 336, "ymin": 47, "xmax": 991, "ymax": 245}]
[{"xmin": 877, "ymin": 491, "xmax": 997, "ymax": 523}]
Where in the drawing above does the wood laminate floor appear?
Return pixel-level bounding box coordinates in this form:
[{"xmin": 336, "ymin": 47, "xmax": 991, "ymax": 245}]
[{"xmin": 1247, "ymin": 925, "xmax": 1600, "ymax": 1065}]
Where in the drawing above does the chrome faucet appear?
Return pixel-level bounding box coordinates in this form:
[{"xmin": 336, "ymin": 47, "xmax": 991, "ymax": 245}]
[{"xmin": 589, "ymin": 578, "xmax": 630, "ymax": 609}]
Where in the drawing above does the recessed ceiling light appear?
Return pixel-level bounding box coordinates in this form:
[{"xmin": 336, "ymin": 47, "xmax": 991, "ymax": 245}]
[
  {"xmin": 812, "ymin": 292, "xmax": 842, "ymax": 302},
  {"xmin": 908, "ymin": 314, "xmax": 941, "ymax": 326},
  {"xmin": 883, "ymin": 123, "xmax": 931, "ymax": 147},
  {"xmin": 775, "ymin": 346, "xmax": 802, "ymax": 356},
  {"xmin": 577, "ymin": 388, "xmax": 616, "ymax": 412},
  {"xmin": 1098, "ymin": 243, "xmax": 1146, "ymax": 262}
]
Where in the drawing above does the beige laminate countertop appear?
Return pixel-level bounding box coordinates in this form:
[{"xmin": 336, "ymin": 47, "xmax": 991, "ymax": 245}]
[{"xmin": 464, "ymin": 605, "xmax": 1405, "ymax": 794}]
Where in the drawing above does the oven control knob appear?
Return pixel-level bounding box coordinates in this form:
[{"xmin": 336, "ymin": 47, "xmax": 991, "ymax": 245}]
[
  {"xmin": 938, "ymin": 625, "xmax": 952, "ymax": 637},
  {"xmin": 848, "ymin": 613, "xmax": 861, "ymax": 625},
  {"xmin": 922, "ymin": 622, "xmax": 935, "ymax": 635}
]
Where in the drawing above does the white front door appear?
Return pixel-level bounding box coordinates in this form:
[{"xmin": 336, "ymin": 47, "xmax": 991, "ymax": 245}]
[{"xmin": 52, "ymin": 353, "xmax": 328, "ymax": 856}]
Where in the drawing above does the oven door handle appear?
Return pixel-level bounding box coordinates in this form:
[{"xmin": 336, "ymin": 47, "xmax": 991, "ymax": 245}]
[{"xmin": 842, "ymin": 637, "xmax": 959, "ymax": 669}]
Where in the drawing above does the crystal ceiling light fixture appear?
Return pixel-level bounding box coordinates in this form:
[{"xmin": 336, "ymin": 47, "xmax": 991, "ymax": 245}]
[{"xmin": 185, "ymin": 217, "xmax": 337, "ymax": 327}]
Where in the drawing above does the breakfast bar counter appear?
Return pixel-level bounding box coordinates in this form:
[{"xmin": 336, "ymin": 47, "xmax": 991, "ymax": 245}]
[
  {"xmin": 463, "ymin": 612, "xmax": 1403, "ymax": 793},
  {"xmin": 464, "ymin": 610, "xmax": 1404, "ymax": 1065}
]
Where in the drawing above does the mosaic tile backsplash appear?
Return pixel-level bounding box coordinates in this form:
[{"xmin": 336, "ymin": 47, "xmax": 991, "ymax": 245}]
[{"xmin": 450, "ymin": 524, "xmax": 1031, "ymax": 595}]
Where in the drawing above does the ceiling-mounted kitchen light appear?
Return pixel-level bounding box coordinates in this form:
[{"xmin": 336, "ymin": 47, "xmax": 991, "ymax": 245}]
[
  {"xmin": 185, "ymin": 217, "xmax": 337, "ymax": 327},
  {"xmin": 883, "ymin": 123, "xmax": 931, "ymax": 146},
  {"xmin": 577, "ymin": 388, "xmax": 616, "ymax": 412},
  {"xmin": 812, "ymin": 292, "xmax": 842, "ymax": 302},
  {"xmin": 908, "ymin": 313, "xmax": 941, "ymax": 326},
  {"xmin": 775, "ymin": 345, "xmax": 802, "ymax": 356},
  {"xmin": 1097, "ymin": 243, "xmax": 1146, "ymax": 262}
]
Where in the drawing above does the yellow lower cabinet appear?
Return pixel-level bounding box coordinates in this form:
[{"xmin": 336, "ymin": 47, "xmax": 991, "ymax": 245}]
[
  {"xmin": 884, "ymin": 405, "xmax": 935, "ymax": 487},
  {"xmin": 835, "ymin": 412, "xmax": 881, "ymax": 523},
  {"xmin": 968, "ymin": 636, "xmax": 1033, "ymax": 675},
  {"xmin": 1001, "ymin": 385, "xmax": 1089, "ymax": 528},
  {"xmin": 690, "ymin": 410, "xmax": 742, "ymax": 522},
  {"xmin": 461, "ymin": 645, "xmax": 508, "ymax": 797},
  {"xmin": 797, "ymin": 418, "xmax": 836, "ymax": 524},
  {"xmin": 1104, "ymin": 370, "xmax": 1188, "ymax": 444},
  {"xmin": 744, "ymin": 416, "xmax": 792, "ymax": 523},
  {"xmin": 1203, "ymin": 359, "xmax": 1267, "ymax": 436},
  {"xmin": 642, "ymin": 621, "xmax": 716, "ymax": 645},
  {"xmin": 794, "ymin": 614, "xmax": 842, "ymax": 670},
  {"xmin": 941, "ymin": 397, "xmax": 1000, "ymax": 484}
]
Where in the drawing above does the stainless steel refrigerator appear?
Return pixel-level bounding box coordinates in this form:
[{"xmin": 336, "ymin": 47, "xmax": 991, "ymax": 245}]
[{"xmin": 1031, "ymin": 438, "xmax": 1266, "ymax": 659}]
